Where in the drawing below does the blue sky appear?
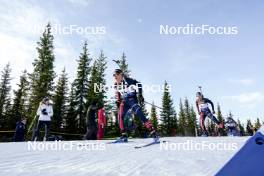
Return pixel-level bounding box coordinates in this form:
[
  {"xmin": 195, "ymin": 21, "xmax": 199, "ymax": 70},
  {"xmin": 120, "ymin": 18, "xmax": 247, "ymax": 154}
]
[{"xmin": 0, "ymin": 0, "xmax": 264, "ymax": 123}]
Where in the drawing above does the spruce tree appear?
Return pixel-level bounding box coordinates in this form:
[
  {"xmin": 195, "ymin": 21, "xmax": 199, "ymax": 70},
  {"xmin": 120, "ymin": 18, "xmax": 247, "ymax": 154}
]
[
  {"xmin": 72, "ymin": 41, "xmax": 92, "ymax": 133},
  {"xmin": 216, "ymin": 103, "xmax": 224, "ymax": 123},
  {"xmin": 189, "ymin": 106, "xmax": 197, "ymax": 136},
  {"xmin": 150, "ymin": 102, "xmax": 158, "ymax": 130},
  {"xmin": 104, "ymin": 98, "xmax": 119, "ymax": 137},
  {"xmin": 65, "ymin": 84, "xmax": 78, "ymax": 133},
  {"xmin": 246, "ymin": 119, "xmax": 253, "ymax": 135},
  {"xmin": 216, "ymin": 103, "xmax": 226, "ymax": 136},
  {"xmin": 28, "ymin": 23, "xmax": 56, "ymax": 126},
  {"xmin": 0, "ymin": 63, "xmax": 12, "ymax": 129},
  {"xmin": 184, "ymin": 98, "xmax": 192, "ymax": 136},
  {"xmin": 117, "ymin": 52, "xmax": 130, "ymax": 76},
  {"xmin": 160, "ymin": 81, "xmax": 175, "ymax": 136},
  {"xmin": 237, "ymin": 119, "xmax": 245, "ymax": 136},
  {"xmin": 255, "ymin": 118, "xmax": 261, "ymax": 130},
  {"xmin": 87, "ymin": 50, "xmax": 107, "ymax": 107},
  {"xmin": 52, "ymin": 68, "xmax": 69, "ymax": 132},
  {"xmin": 178, "ymin": 99, "xmax": 186, "ymax": 136},
  {"xmin": 8, "ymin": 70, "xmax": 29, "ymax": 129}
]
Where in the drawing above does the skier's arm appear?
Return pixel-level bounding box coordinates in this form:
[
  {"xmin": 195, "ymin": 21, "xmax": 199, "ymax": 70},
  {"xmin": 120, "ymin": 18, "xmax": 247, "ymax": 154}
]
[
  {"xmin": 207, "ymin": 99, "xmax": 215, "ymax": 113},
  {"xmin": 48, "ymin": 105, "xmax": 53, "ymax": 117},
  {"xmin": 130, "ymin": 78, "xmax": 143, "ymax": 97},
  {"xmin": 132, "ymin": 79, "xmax": 144, "ymax": 103},
  {"xmin": 36, "ymin": 104, "xmax": 41, "ymax": 116},
  {"xmin": 15, "ymin": 123, "xmax": 19, "ymax": 133},
  {"xmin": 196, "ymin": 101, "xmax": 200, "ymax": 114}
]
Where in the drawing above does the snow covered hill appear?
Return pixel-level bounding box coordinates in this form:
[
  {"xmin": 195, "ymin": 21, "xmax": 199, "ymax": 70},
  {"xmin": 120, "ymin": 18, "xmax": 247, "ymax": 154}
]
[{"xmin": 0, "ymin": 137, "xmax": 249, "ymax": 176}]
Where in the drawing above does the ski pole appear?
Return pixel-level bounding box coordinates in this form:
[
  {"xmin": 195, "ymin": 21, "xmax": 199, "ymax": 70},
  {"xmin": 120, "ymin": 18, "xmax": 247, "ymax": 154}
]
[{"xmin": 144, "ymin": 101, "xmax": 163, "ymax": 110}]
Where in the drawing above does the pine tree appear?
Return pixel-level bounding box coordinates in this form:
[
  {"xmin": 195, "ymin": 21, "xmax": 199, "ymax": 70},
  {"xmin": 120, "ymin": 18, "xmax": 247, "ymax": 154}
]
[
  {"xmin": 87, "ymin": 50, "xmax": 107, "ymax": 107},
  {"xmin": 246, "ymin": 119, "xmax": 254, "ymax": 135},
  {"xmin": 28, "ymin": 23, "xmax": 56, "ymax": 126},
  {"xmin": 237, "ymin": 119, "xmax": 245, "ymax": 136},
  {"xmin": 178, "ymin": 99, "xmax": 186, "ymax": 136},
  {"xmin": 7, "ymin": 70, "xmax": 29, "ymax": 129},
  {"xmin": 72, "ymin": 41, "xmax": 92, "ymax": 133},
  {"xmin": 117, "ymin": 52, "xmax": 130, "ymax": 76},
  {"xmin": 65, "ymin": 84, "xmax": 78, "ymax": 133},
  {"xmin": 184, "ymin": 98, "xmax": 192, "ymax": 136},
  {"xmin": 150, "ymin": 102, "xmax": 158, "ymax": 130},
  {"xmin": 104, "ymin": 98, "xmax": 119, "ymax": 137},
  {"xmin": 216, "ymin": 103, "xmax": 224, "ymax": 123},
  {"xmin": 182, "ymin": 98, "xmax": 196, "ymax": 136},
  {"xmin": 216, "ymin": 103, "xmax": 226, "ymax": 136},
  {"xmin": 0, "ymin": 63, "xmax": 12, "ymax": 129},
  {"xmin": 255, "ymin": 118, "xmax": 261, "ymax": 130},
  {"xmin": 189, "ymin": 106, "xmax": 197, "ymax": 136},
  {"xmin": 52, "ymin": 68, "xmax": 69, "ymax": 132},
  {"xmin": 160, "ymin": 81, "xmax": 175, "ymax": 136}
]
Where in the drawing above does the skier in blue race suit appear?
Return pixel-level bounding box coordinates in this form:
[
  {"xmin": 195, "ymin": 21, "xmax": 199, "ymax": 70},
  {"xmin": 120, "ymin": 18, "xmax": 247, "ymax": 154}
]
[
  {"xmin": 196, "ymin": 92, "xmax": 223, "ymax": 136},
  {"xmin": 113, "ymin": 69, "xmax": 158, "ymax": 142},
  {"xmin": 225, "ymin": 116, "xmax": 238, "ymax": 136}
]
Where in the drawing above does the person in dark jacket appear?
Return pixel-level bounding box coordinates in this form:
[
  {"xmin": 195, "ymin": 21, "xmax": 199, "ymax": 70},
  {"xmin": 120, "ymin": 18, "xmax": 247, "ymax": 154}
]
[
  {"xmin": 14, "ymin": 118, "xmax": 27, "ymax": 142},
  {"xmin": 84, "ymin": 101, "xmax": 98, "ymax": 140}
]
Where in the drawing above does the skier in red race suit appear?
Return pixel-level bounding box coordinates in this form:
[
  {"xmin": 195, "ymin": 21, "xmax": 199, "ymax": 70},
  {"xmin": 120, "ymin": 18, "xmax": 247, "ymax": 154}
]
[
  {"xmin": 97, "ymin": 108, "xmax": 106, "ymax": 140},
  {"xmin": 196, "ymin": 92, "xmax": 224, "ymax": 136},
  {"xmin": 113, "ymin": 69, "xmax": 158, "ymax": 142}
]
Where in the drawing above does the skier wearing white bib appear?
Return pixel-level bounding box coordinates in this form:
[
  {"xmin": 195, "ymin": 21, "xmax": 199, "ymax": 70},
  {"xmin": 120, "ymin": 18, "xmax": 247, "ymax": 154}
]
[{"xmin": 196, "ymin": 92, "xmax": 223, "ymax": 136}]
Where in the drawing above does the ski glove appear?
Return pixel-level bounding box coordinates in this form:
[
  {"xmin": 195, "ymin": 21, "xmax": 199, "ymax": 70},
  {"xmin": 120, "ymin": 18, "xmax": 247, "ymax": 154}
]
[{"xmin": 42, "ymin": 109, "xmax": 48, "ymax": 115}]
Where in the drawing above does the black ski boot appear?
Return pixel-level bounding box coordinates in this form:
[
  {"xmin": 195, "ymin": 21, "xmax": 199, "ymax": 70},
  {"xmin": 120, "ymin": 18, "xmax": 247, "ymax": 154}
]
[
  {"xmin": 120, "ymin": 132, "xmax": 128, "ymax": 142},
  {"xmin": 149, "ymin": 129, "xmax": 159, "ymax": 142}
]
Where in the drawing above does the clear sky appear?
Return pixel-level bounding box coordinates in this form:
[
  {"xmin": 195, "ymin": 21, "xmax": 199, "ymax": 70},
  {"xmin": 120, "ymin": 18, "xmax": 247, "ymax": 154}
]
[{"xmin": 0, "ymin": 0, "xmax": 264, "ymax": 123}]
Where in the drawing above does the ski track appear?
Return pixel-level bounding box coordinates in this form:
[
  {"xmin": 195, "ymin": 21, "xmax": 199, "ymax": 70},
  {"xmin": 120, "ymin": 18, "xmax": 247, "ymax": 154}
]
[{"xmin": 0, "ymin": 137, "xmax": 249, "ymax": 176}]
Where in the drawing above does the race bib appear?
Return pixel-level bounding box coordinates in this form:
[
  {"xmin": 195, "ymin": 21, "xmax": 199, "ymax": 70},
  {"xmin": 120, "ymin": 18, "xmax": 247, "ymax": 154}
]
[{"xmin": 199, "ymin": 103, "xmax": 209, "ymax": 110}]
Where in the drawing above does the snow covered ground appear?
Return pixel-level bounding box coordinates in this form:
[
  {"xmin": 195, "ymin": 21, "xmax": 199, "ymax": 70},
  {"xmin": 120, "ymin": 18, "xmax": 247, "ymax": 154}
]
[{"xmin": 0, "ymin": 137, "xmax": 249, "ymax": 176}]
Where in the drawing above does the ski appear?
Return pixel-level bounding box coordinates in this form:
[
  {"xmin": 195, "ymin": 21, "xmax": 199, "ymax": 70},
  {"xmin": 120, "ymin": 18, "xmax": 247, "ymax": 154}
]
[
  {"xmin": 107, "ymin": 138, "xmax": 129, "ymax": 144},
  {"xmin": 134, "ymin": 140, "xmax": 165, "ymax": 149}
]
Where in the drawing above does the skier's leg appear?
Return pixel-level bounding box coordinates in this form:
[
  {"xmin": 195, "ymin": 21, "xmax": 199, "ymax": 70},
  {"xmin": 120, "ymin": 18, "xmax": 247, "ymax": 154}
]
[
  {"xmin": 130, "ymin": 101, "xmax": 158, "ymax": 140},
  {"xmin": 207, "ymin": 113, "xmax": 220, "ymax": 125},
  {"xmin": 44, "ymin": 121, "xmax": 51, "ymax": 141},
  {"xmin": 32, "ymin": 121, "xmax": 44, "ymax": 141},
  {"xmin": 200, "ymin": 113, "xmax": 208, "ymax": 136},
  {"xmin": 118, "ymin": 103, "xmax": 129, "ymax": 142},
  {"xmin": 130, "ymin": 101, "xmax": 148, "ymax": 123},
  {"xmin": 118, "ymin": 102, "xmax": 126, "ymax": 131},
  {"xmin": 84, "ymin": 127, "xmax": 93, "ymax": 140},
  {"xmin": 92, "ymin": 126, "xmax": 98, "ymax": 140}
]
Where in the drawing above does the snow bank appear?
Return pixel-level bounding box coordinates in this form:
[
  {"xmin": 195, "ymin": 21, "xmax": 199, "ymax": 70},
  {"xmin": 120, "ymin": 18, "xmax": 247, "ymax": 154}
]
[{"xmin": 0, "ymin": 137, "xmax": 249, "ymax": 176}]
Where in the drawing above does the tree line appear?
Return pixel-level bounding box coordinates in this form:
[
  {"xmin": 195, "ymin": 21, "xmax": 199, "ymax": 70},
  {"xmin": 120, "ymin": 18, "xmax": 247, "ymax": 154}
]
[{"xmin": 0, "ymin": 23, "xmax": 262, "ymax": 140}]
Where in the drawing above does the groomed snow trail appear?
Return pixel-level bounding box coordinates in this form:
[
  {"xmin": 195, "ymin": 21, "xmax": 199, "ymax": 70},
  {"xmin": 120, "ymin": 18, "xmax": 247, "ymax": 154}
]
[{"xmin": 0, "ymin": 137, "xmax": 249, "ymax": 176}]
